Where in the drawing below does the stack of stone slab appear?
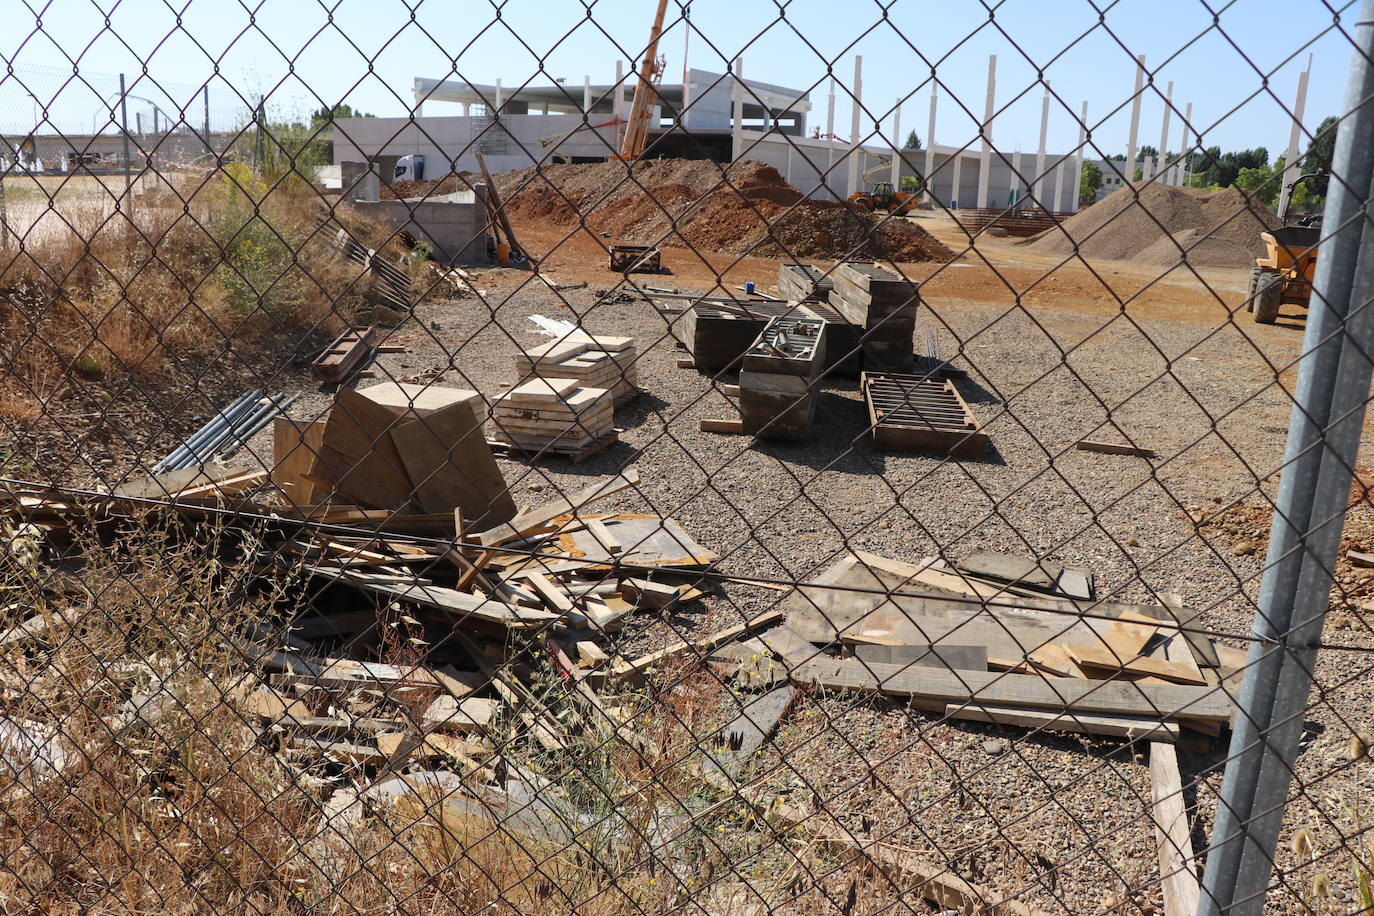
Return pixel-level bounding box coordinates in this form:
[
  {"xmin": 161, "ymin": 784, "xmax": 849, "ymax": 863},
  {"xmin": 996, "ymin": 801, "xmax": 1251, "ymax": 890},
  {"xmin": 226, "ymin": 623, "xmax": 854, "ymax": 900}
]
[
  {"xmin": 737, "ymin": 316, "xmax": 828, "ymax": 439},
  {"xmin": 489, "ymin": 377, "xmax": 616, "ymax": 459},
  {"xmin": 515, "ymin": 335, "xmax": 639, "ymax": 407},
  {"xmin": 828, "ymin": 262, "xmax": 918, "ymax": 373}
]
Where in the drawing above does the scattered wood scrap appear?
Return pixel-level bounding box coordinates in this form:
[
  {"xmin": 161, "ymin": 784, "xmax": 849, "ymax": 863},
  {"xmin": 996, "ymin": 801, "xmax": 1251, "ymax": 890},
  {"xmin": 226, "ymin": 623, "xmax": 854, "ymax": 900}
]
[{"xmin": 1075, "ymin": 440, "xmax": 1157, "ymax": 458}]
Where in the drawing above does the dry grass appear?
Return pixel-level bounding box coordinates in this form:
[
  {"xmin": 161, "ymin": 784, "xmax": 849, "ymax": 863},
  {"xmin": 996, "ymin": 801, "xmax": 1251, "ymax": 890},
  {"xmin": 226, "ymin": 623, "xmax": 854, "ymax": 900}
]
[{"xmin": 0, "ymin": 166, "xmax": 419, "ymax": 424}]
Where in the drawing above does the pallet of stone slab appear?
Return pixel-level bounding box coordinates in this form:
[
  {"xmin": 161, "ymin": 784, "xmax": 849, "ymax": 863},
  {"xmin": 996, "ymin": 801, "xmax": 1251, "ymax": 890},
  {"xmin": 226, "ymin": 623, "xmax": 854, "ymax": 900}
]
[
  {"xmin": 301, "ymin": 384, "xmax": 516, "ymax": 529},
  {"xmin": 515, "ymin": 337, "xmax": 639, "ymax": 406},
  {"xmin": 777, "ymin": 263, "xmax": 834, "ymax": 302},
  {"xmin": 489, "ymin": 378, "xmax": 617, "ymax": 457},
  {"xmin": 312, "ymin": 327, "xmax": 377, "ymax": 383},
  {"xmin": 742, "ymin": 316, "xmax": 828, "ymax": 379},
  {"xmin": 608, "ymin": 244, "xmax": 661, "ymax": 273},
  {"xmin": 487, "ymin": 431, "xmax": 622, "ymax": 465},
  {"xmin": 862, "ymin": 371, "xmax": 987, "ymax": 456}
]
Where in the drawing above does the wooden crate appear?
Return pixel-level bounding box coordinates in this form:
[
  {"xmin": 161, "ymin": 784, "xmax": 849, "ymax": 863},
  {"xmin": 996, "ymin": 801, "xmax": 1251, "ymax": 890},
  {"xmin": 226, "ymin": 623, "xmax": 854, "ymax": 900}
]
[
  {"xmin": 777, "ymin": 263, "xmax": 834, "ymax": 302},
  {"xmin": 862, "ymin": 372, "xmax": 987, "ymax": 456}
]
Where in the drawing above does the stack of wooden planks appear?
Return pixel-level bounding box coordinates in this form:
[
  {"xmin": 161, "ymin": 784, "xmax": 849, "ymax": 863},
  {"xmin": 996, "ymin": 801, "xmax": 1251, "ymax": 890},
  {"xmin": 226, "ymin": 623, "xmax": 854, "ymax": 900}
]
[
  {"xmin": 777, "ymin": 263, "xmax": 834, "ymax": 303},
  {"xmin": 829, "ymin": 262, "xmax": 918, "ymax": 372},
  {"xmin": 862, "ymin": 371, "xmax": 988, "ymax": 456},
  {"xmin": 489, "ymin": 377, "xmax": 617, "ymax": 461},
  {"xmin": 515, "ymin": 335, "xmax": 639, "ymax": 407}
]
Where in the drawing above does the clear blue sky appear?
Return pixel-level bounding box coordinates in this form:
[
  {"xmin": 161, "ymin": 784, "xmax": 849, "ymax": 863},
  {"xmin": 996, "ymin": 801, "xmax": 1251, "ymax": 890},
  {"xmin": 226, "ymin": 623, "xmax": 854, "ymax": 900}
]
[{"xmin": 2, "ymin": 0, "xmax": 1361, "ymax": 163}]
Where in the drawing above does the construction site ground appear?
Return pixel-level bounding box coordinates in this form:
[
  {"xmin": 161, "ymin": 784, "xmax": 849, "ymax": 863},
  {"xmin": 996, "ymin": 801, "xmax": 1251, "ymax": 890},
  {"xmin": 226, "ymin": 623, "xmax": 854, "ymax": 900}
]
[
  {"xmin": 218, "ymin": 208, "xmax": 1361, "ymax": 911},
  {"xmin": 6, "ymin": 179, "xmax": 1370, "ymax": 911}
]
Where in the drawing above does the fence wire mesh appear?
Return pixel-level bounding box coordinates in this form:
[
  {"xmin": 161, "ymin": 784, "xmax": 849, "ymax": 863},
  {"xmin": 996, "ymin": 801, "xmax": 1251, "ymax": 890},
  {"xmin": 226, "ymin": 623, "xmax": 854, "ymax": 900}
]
[{"xmin": 0, "ymin": 1, "xmax": 1372, "ymax": 913}]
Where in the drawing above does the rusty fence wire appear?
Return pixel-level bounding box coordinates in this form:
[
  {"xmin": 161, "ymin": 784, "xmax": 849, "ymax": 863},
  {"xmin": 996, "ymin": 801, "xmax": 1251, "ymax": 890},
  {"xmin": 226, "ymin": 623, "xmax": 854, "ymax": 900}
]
[{"xmin": 1, "ymin": 1, "xmax": 1373, "ymax": 913}]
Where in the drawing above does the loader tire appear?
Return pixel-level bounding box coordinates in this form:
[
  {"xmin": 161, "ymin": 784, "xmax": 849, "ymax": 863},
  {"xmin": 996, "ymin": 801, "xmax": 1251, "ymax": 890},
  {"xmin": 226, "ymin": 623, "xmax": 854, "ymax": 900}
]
[
  {"xmin": 1254, "ymin": 274, "xmax": 1283, "ymax": 324},
  {"xmin": 1246, "ymin": 266, "xmax": 1265, "ymax": 313}
]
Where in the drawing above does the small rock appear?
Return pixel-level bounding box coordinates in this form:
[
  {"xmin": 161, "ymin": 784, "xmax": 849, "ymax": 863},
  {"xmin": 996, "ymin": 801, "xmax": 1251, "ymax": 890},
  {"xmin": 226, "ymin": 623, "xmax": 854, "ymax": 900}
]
[
  {"xmin": 1233, "ymin": 542, "xmax": 1258, "ymax": 557},
  {"xmin": 528, "ymin": 483, "xmax": 545, "ymax": 492},
  {"xmin": 1126, "ymin": 537, "xmax": 1139, "ymax": 547},
  {"xmin": 982, "ymin": 739, "xmax": 1007, "ymax": 756}
]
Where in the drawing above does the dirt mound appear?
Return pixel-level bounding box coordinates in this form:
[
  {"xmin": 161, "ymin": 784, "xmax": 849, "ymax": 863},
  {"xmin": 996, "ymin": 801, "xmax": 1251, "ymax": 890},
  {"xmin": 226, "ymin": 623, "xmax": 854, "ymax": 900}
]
[
  {"xmin": 495, "ymin": 158, "xmax": 953, "ymax": 263},
  {"xmin": 1022, "ymin": 184, "xmax": 1278, "ymax": 269}
]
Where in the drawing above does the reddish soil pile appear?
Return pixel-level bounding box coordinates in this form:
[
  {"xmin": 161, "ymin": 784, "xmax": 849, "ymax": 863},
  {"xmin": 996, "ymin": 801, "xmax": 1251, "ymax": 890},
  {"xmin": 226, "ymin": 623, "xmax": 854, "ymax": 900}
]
[
  {"xmin": 494, "ymin": 159, "xmax": 953, "ymax": 262},
  {"xmin": 1022, "ymin": 184, "xmax": 1279, "ymax": 269}
]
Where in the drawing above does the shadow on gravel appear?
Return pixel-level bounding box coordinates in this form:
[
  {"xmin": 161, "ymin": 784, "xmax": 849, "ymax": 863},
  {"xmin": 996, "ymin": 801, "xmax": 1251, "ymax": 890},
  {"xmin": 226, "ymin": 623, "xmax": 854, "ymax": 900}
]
[{"xmin": 612, "ymin": 391, "xmax": 673, "ymax": 430}]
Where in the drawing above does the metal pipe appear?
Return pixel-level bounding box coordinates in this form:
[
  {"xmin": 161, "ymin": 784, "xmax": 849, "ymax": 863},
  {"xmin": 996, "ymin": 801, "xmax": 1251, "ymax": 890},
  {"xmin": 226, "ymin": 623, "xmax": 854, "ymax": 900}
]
[
  {"xmin": 155, "ymin": 390, "xmax": 260, "ymax": 472},
  {"xmin": 1199, "ymin": 5, "xmax": 1374, "ymax": 914},
  {"xmin": 218, "ymin": 393, "xmax": 299, "ymax": 459},
  {"xmin": 180, "ymin": 393, "xmax": 271, "ymax": 468}
]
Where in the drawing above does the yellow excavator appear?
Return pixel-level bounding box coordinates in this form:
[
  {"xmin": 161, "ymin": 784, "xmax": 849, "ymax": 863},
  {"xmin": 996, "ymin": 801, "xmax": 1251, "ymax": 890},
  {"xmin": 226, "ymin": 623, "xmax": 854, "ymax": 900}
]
[{"xmin": 848, "ymin": 159, "xmax": 921, "ymax": 213}]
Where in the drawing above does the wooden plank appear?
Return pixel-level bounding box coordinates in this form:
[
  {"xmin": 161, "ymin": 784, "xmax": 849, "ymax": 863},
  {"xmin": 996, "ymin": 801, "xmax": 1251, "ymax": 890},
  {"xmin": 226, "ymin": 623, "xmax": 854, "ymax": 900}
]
[
  {"xmin": 478, "ymin": 469, "xmax": 640, "ymax": 547},
  {"xmin": 1160, "ymin": 592, "xmax": 1220, "ymax": 669},
  {"xmin": 272, "ymin": 417, "xmax": 327, "ymax": 506},
  {"xmin": 1150, "ymin": 742, "xmax": 1201, "ymax": 916},
  {"xmin": 474, "ymin": 150, "xmax": 523, "ymax": 260},
  {"xmin": 702, "ymin": 685, "xmax": 796, "ymax": 780},
  {"xmin": 526, "ymin": 572, "xmax": 575, "ymax": 614},
  {"xmin": 313, "ymin": 387, "xmax": 414, "ymax": 509},
  {"xmin": 390, "ymin": 395, "xmax": 516, "ymax": 527},
  {"xmin": 585, "ymin": 518, "xmax": 622, "ymax": 554},
  {"xmin": 793, "ymin": 656, "xmax": 1233, "ymax": 721},
  {"xmin": 700, "ymin": 418, "xmax": 745, "ymax": 434},
  {"xmin": 1075, "ymin": 440, "xmax": 1157, "ymax": 458},
  {"xmin": 1061, "ymin": 643, "xmax": 1209, "ymax": 685},
  {"xmin": 944, "ymin": 703, "xmax": 1180, "ymax": 742},
  {"xmin": 852, "ymin": 643, "xmax": 987, "ymax": 669},
  {"xmin": 956, "ymin": 551, "xmax": 1060, "ymax": 590}
]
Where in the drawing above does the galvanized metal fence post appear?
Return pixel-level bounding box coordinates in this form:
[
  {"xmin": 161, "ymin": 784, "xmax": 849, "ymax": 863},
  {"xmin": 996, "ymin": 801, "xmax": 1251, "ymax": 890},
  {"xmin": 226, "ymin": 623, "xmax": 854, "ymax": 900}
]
[{"xmin": 1198, "ymin": 4, "xmax": 1374, "ymax": 914}]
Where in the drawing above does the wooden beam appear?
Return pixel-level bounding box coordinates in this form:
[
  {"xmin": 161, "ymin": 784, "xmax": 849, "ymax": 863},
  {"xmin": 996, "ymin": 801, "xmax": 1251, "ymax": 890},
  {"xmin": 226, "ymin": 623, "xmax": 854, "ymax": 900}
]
[
  {"xmin": 793, "ymin": 657, "xmax": 1233, "ymax": 722},
  {"xmin": 1150, "ymin": 741, "xmax": 1200, "ymax": 916},
  {"xmin": 1074, "ymin": 440, "xmax": 1157, "ymax": 458},
  {"xmin": 943, "ymin": 703, "xmax": 1180, "ymax": 742}
]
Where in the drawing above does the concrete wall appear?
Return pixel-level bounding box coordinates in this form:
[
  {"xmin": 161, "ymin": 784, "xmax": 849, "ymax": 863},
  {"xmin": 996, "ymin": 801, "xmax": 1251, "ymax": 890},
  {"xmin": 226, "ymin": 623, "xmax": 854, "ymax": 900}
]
[
  {"xmin": 348, "ymin": 188, "xmax": 489, "ymax": 266},
  {"xmin": 333, "ymin": 114, "xmax": 619, "ymax": 177}
]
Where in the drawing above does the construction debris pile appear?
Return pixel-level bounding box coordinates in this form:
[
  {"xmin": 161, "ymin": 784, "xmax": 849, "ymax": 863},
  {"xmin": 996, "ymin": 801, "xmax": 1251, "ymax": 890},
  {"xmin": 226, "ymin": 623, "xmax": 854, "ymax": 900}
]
[
  {"xmin": 497, "ymin": 158, "xmax": 955, "ymax": 262},
  {"xmin": 1022, "ymin": 184, "xmax": 1279, "ymax": 269}
]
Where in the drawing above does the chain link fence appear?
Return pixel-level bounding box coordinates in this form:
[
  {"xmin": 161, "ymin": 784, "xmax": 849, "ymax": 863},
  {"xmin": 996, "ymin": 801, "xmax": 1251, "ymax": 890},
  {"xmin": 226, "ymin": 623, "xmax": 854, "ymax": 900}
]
[{"xmin": 0, "ymin": 1, "xmax": 1372, "ymax": 913}]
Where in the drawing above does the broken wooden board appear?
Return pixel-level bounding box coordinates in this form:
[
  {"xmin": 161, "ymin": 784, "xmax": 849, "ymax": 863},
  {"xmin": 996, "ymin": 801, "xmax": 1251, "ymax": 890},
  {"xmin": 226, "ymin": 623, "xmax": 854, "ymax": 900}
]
[
  {"xmin": 113, "ymin": 464, "xmax": 264, "ymax": 501},
  {"xmin": 1061, "ymin": 643, "xmax": 1209, "ymax": 686},
  {"xmin": 477, "ymin": 469, "xmax": 640, "ymax": 547},
  {"xmin": 794, "ymin": 656, "xmax": 1234, "ymax": 722},
  {"xmin": 1150, "ymin": 741, "xmax": 1201, "ymax": 916},
  {"xmin": 1074, "ymin": 440, "xmax": 1157, "ymax": 458},
  {"xmin": 702, "ymin": 685, "xmax": 796, "ymax": 781},
  {"xmin": 272, "ymin": 417, "xmax": 327, "ymax": 506},
  {"xmin": 783, "ymin": 554, "xmax": 1179, "ymax": 668},
  {"xmin": 598, "ymin": 610, "xmax": 786, "ymax": 683},
  {"xmin": 852, "ymin": 643, "xmax": 988, "ymax": 670}
]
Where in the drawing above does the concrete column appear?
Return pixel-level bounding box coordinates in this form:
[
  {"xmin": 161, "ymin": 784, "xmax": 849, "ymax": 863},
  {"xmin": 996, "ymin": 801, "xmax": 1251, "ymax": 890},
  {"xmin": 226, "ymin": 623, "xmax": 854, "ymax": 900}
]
[
  {"xmin": 1175, "ymin": 101, "xmax": 1193, "ymax": 185},
  {"xmin": 495, "ymin": 79, "xmax": 503, "ymax": 114},
  {"xmin": 924, "ymin": 83, "xmax": 937, "ymax": 203},
  {"xmin": 1011, "ymin": 149, "xmax": 1022, "ymax": 207},
  {"xmin": 1154, "ymin": 80, "xmax": 1173, "ymax": 181},
  {"xmin": 584, "ymin": 75, "xmax": 592, "ymax": 114},
  {"xmin": 1073, "ymin": 100, "xmax": 1088, "ymax": 212},
  {"xmin": 950, "ymin": 149, "xmax": 963, "ymax": 210},
  {"xmin": 731, "ymin": 57, "xmax": 744, "ymax": 161},
  {"xmin": 1125, "ymin": 54, "xmax": 1145, "ymax": 183},
  {"xmin": 847, "ymin": 55, "xmax": 863, "ymax": 198},
  {"xmin": 891, "ymin": 98, "xmax": 902, "ymax": 186},
  {"xmin": 614, "ymin": 60, "xmax": 624, "ymax": 121},
  {"xmin": 462, "ymin": 103, "xmax": 470, "ymax": 117},
  {"xmin": 976, "ymin": 54, "xmax": 996, "ymax": 209},
  {"xmin": 1034, "ymin": 84, "xmax": 1050, "ymax": 206},
  {"xmin": 1057, "ymin": 157, "xmax": 1071, "ymax": 212},
  {"xmin": 826, "ymin": 79, "xmax": 836, "ymax": 195},
  {"xmin": 1276, "ymin": 54, "xmax": 1312, "ymax": 216},
  {"xmin": 681, "ymin": 76, "xmax": 692, "ymax": 129}
]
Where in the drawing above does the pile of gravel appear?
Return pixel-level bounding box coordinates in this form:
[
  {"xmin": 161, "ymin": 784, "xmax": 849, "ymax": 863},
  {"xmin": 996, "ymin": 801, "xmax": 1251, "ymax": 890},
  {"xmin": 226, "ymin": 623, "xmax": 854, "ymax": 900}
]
[{"xmin": 1021, "ymin": 184, "xmax": 1279, "ymax": 268}]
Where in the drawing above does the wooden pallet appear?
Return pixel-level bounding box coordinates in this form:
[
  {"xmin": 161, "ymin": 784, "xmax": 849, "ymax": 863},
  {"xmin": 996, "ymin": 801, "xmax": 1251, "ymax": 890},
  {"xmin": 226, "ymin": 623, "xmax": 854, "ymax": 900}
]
[
  {"xmin": 862, "ymin": 372, "xmax": 987, "ymax": 456},
  {"xmin": 487, "ymin": 430, "xmax": 621, "ymax": 464},
  {"xmin": 743, "ymin": 317, "xmax": 827, "ymax": 378},
  {"xmin": 312, "ymin": 326, "xmax": 377, "ymax": 383}
]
